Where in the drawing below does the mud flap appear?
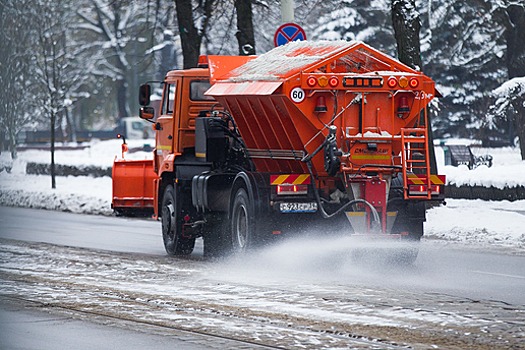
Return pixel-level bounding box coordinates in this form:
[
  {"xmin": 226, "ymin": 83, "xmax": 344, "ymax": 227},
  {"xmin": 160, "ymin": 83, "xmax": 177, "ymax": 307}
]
[{"xmin": 345, "ymin": 211, "xmax": 398, "ymax": 234}]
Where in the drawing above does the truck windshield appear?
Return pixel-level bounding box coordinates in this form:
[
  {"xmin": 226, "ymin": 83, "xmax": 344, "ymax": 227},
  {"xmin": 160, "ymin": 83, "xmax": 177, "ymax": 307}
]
[{"xmin": 190, "ymin": 80, "xmax": 214, "ymax": 101}]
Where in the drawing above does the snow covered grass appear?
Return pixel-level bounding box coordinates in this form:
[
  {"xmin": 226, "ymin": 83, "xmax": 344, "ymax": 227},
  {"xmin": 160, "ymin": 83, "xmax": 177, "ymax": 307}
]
[
  {"xmin": 0, "ymin": 140, "xmax": 524, "ymax": 251},
  {"xmin": 426, "ymin": 199, "xmax": 525, "ymax": 250},
  {"xmin": 436, "ymin": 145, "xmax": 525, "ymax": 188}
]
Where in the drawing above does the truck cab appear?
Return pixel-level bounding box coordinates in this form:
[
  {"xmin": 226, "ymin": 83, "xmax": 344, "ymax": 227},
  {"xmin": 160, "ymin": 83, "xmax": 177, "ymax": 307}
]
[{"xmin": 150, "ymin": 70, "xmax": 214, "ymax": 175}]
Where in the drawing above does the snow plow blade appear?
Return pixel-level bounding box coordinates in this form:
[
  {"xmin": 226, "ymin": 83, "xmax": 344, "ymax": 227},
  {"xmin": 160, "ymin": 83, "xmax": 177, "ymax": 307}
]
[{"xmin": 111, "ymin": 159, "xmax": 156, "ymax": 216}]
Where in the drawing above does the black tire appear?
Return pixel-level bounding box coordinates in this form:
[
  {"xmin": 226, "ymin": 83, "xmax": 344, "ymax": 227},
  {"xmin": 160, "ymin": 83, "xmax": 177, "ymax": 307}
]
[
  {"xmin": 202, "ymin": 212, "xmax": 232, "ymax": 258},
  {"xmin": 392, "ymin": 219, "xmax": 423, "ymax": 265},
  {"xmin": 387, "ymin": 196, "xmax": 424, "ymax": 265},
  {"xmin": 161, "ymin": 184, "xmax": 195, "ymax": 256},
  {"xmin": 230, "ymin": 187, "xmax": 257, "ymax": 253}
]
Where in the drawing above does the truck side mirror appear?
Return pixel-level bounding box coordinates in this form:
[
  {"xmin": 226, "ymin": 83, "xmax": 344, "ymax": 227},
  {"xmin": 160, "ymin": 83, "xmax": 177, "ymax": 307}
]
[
  {"xmin": 139, "ymin": 84, "xmax": 151, "ymax": 106},
  {"xmin": 139, "ymin": 106, "xmax": 155, "ymax": 120}
]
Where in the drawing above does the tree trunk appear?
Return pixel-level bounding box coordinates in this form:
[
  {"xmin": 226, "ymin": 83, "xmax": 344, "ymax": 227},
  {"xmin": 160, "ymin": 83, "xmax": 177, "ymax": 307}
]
[
  {"xmin": 504, "ymin": 4, "xmax": 525, "ymax": 160},
  {"xmin": 512, "ymin": 98, "xmax": 525, "ymax": 160},
  {"xmin": 505, "ymin": 5, "xmax": 525, "ymax": 79},
  {"xmin": 116, "ymin": 78, "xmax": 129, "ymax": 120},
  {"xmin": 64, "ymin": 107, "xmax": 77, "ymax": 143},
  {"xmin": 391, "ymin": 0, "xmax": 422, "ymax": 70},
  {"xmin": 8, "ymin": 129, "xmax": 17, "ymax": 160},
  {"xmin": 391, "ymin": 0, "xmax": 438, "ymax": 173},
  {"xmin": 175, "ymin": 0, "xmax": 201, "ymax": 69},
  {"xmin": 50, "ymin": 112, "xmax": 56, "ymax": 189},
  {"xmin": 235, "ymin": 0, "xmax": 256, "ymax": 55}
]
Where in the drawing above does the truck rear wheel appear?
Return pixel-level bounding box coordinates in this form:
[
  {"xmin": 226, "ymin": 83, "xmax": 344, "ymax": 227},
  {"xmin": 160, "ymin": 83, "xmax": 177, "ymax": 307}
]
[
  {"xmin": 395, "ymin": 219, "xmax": 423, "ymax": 264},
  {"xmin": 230, "ymin": 187, "xmax": 257, "ymax": 253},
  {"xmin": 161, "ymin": 184, "xmax": 195, "ymax": 256}
]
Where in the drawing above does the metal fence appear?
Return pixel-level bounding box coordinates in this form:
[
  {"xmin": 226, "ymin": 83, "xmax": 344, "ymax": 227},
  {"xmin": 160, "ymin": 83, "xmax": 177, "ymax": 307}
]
[{"xmin": 445, "ymin": 185, "xmax": 525, "ymax": 201}]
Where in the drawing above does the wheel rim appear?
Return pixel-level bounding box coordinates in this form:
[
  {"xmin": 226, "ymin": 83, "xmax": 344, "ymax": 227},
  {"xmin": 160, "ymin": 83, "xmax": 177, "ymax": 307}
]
[
  {"xmin": 234, "ymin": 203, "xmax": 248, "ymax": 249},
  {"xmin": 162, "ymin": 202, "xmax": 175, "ymax": 240}
]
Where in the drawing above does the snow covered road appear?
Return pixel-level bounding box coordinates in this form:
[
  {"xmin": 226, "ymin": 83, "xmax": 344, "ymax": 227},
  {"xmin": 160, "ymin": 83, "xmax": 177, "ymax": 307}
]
[
  {"xmin": 1, "ymin": 206, "xmax": 524, "ymax": 349},
  {"xmin": 1, "ymin": 237, "xmax": 524, "ymax": 349}
]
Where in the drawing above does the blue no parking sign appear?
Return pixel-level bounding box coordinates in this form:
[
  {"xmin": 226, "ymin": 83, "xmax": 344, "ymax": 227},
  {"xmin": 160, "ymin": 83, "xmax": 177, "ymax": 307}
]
[{"xmin": 274, "ymin": 23, "xmax": 307, "ymax": 47}]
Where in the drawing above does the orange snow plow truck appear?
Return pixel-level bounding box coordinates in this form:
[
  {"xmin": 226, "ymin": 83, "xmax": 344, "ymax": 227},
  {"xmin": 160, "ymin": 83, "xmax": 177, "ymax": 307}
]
[{"xmin": 112, "ymin": 41, "xmax": 445, "ymax": 260}]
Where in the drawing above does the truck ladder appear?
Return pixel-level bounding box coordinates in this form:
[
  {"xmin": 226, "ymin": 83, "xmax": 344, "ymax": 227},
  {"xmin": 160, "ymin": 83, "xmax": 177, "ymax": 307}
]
[{"xmin": 401, "ymin": 128, "xmax": 432, "ymax": 200}]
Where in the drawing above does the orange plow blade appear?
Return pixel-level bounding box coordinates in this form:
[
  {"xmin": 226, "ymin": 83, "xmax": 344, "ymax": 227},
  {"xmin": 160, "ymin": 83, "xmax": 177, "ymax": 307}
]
[{"xmin": 111, "ymin": 159, "xmax": 156, "ymax": 215}]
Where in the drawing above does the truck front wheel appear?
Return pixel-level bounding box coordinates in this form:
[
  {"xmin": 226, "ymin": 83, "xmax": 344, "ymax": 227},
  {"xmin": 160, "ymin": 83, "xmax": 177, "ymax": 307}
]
[{"xmin": 161, "ymin": 184, "xmax": 195, "ymax": 256}]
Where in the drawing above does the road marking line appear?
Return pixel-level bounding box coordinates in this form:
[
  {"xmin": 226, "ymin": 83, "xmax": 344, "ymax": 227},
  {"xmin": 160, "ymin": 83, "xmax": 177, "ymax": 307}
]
[{"xmin": 470, "ymin": 270, "xmax": 525, "ymax": 280}]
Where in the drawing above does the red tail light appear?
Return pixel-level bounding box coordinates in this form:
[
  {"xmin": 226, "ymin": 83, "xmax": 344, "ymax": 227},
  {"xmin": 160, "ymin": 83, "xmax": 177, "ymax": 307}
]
[
  {"xmin": 387, "ymin": 76, "xmax": 397, "ymax": 88},
  {"xmin": 408, "ymin": 184, "xmax": 441, "ymax": 196},
  {"xmin": 329, "ymin": 77, "xmax": 339, "ymax": 87},
  {"xmin": 307, "ymin": 76, "xmax": 317, "ymax": 87},
  {"xmin": 277, "ymin": 184, "xmax": 308, "ymax": 195},
  {"xmin": 409, "ymin": 78, "xmax": 419, "ymax": 88}
]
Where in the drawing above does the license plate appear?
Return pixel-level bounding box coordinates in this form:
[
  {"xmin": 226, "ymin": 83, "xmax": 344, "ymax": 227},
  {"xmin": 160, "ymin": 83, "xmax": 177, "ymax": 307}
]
[{"xmin": 279, "ymin": 202, "xmax": 317, "ymax": 213}]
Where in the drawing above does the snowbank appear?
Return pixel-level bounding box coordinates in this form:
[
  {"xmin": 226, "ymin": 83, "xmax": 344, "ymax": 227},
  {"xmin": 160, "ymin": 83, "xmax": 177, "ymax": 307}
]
[{"xmin": 435, "ymin": 146, "xmax": 525, "ymax": 188}]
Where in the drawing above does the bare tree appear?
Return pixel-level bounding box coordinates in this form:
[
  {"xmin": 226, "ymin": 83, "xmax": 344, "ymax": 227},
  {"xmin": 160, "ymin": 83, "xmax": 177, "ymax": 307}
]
[
  {"xmin": 234, "ymin": 0, "xmax": 255, "ymax": 55},
  {"xmin": 458, "ymin": 0, "xmax": 525, "ymax": 158},
  {"xmin": 175, "ymin": 0, "xmax": 215, "ymax": 68},
  {"xmin": 0, "ymin": 0, "xmax": 35, "ymax": 158},
  {"xmin": 391, "ymin": 0, "xmax": 421, "ymax": 69},
  {"xmin": 76, "ymin": 0, "xmax": 158, "ymax": 119},
  {"xmin": 503, "ymin": 2, "xmax": 525, "ymax": 159},
  {"xmin": 481, "ymin": 1, "xmax": 525, "ymax": 159},
  {"xmin": 31, "ymin": 0, "xmax": 91, "ymax": 188},
  {"xmin": 150, "ymin": 2, "xmax": 179, "ymax": 79}
]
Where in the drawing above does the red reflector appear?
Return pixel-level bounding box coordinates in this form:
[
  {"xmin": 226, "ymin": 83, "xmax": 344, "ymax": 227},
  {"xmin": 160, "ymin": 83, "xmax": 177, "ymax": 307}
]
[
  {"xmin": 277, "ymin": 184, "xmax": 308, "ymax": 195},
  {"xmin": 307, "ymin": 76, "xmax": 317, "ymax": 87},
  {"xmin": 409, "ymin": 78, "xmax": 419, "ymax": 88},
  {"xmin": 387, "ymin": 77, "xmax": 397, "ymax": 88},
  {"xmin": 329, "ymin": 77, "xmax": 339, "ymax": 87},
  {"xmin": 408, "ymin": 184, "xmax": 441, "ymax": 195}
]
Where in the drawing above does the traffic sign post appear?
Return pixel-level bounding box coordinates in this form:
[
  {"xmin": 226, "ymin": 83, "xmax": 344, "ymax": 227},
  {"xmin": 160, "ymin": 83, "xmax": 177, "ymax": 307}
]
[{"xmin": 274, "ymin": 23, "xmax": 306, "ymax": 47}]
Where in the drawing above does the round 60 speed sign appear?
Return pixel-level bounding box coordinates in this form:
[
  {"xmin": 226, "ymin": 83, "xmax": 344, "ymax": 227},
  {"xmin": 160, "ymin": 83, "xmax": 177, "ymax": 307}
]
[{"xmin": 290, "ymin": 87, "xmax": 305, "ymax": 103}]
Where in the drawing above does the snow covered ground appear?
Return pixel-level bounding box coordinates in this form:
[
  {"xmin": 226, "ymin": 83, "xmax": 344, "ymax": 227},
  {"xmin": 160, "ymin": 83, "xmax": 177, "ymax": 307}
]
[{"xmin": 0, "ymin": 139, "xmax": 524, "ymax": 251}]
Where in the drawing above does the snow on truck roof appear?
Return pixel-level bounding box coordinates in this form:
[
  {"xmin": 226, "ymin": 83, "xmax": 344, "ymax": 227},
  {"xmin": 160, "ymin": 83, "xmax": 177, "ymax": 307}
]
[{"xmin": 208, "ymin": 40, "xmax": 419, "ymax": 84}]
